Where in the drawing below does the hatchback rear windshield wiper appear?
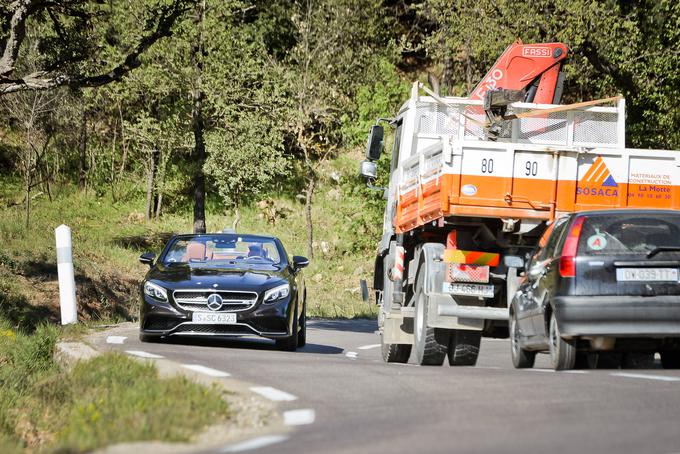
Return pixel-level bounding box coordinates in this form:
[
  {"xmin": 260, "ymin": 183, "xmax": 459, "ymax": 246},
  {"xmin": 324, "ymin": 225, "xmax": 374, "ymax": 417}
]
[{"xmin": 647, "ymin": 246, "xmax": 680, "ymax": 258}]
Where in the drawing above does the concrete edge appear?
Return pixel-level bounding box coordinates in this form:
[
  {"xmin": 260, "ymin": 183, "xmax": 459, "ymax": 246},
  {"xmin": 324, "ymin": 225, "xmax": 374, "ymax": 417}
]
[{"xmin": 54, "ymin": 325, "xmax": 288, "ymax": 454}]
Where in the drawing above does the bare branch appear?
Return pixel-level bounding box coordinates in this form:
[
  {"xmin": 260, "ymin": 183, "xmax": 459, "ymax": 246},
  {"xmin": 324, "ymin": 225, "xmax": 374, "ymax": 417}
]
[{"xmin": 0, "ymin": 0, "xmax": 194, "ymax": 95}]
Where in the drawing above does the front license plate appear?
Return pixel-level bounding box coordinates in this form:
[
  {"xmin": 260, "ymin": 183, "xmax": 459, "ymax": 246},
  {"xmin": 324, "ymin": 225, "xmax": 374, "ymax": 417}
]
[
  {"xmin": 191, "ymin": 312, "xmax": 237, "ymax": 324},
  {"xmin": 616, "ymin": 268, "xmax": 678, "ymax": 282},
  {"xmin": 442, "ymin": 282, "xmax": 494, "ymax": 298}
]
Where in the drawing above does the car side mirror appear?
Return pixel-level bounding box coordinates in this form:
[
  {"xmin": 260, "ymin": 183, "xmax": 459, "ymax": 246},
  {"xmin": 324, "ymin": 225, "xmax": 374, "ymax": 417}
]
[
  {"xmin": 292, "ymin": 255, "xmax": 309, "ymax": 270},
  {"xmin": 139, "ymin": 252, "xmax": 156, "ymax": 266},
  {"xmin": 365, "ymin": 125, "xmax": 384, "ymax": 161}
]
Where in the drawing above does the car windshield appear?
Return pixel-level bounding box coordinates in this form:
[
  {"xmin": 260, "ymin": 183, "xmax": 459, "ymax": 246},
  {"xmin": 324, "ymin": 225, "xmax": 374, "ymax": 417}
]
[
  {"xmin": 577, "ymin": 214, "xmax": 680, "ymax": 256},
  {"xmin": 162, "ymin": 235, "xmax": 282, "ymax": 265}
]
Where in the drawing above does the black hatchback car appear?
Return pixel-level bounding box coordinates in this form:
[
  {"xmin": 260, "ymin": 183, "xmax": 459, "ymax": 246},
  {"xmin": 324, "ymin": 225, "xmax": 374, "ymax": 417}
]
[
  {"xmin": 138, "ymin": 233, "xmax": 308, "ymax": 351},
  {"xmin": 510, "ymin": 209, "xmax": 680, "ymax": 370}
]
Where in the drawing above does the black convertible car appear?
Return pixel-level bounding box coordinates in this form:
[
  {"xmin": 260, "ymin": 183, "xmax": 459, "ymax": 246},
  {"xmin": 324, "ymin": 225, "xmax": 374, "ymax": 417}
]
[{"xmin": 138, "ymin": 233, "xmax": 308, "ymax": 351}]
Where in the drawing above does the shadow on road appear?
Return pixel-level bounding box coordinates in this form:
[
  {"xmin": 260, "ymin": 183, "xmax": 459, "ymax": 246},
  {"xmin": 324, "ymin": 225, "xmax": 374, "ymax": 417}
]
[
  {"xmin": 309, "ymin": 318, "xmax": 377, "ymax": 334},
  {"xmin": 159, "ymin": 335, "xmax": 344, "ymax": 354}
]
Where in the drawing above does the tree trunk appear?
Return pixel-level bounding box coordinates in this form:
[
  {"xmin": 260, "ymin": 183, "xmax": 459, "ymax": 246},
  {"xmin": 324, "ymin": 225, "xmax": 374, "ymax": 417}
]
[
  {"xmin": 232, "ymin": 206, "xmax": 241, "ymax": 231},
  {"xmin": 145, "ymin": 150, "xmax": 158, "ymax": 221},
  {"xmin": 78, "ymin": 100, "xmax": 88, "ymax": 190},
  {"xmin": 304, "ymin": 175, "xmax": 315, "ymax": 259},
  {"xmin": 191, "ymin": 0, "xmax": 207, "ymax": 234}
]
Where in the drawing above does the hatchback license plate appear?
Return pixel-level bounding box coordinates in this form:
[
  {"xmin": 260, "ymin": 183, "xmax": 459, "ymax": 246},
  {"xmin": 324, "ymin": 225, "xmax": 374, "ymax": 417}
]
[
  {"xmin": 192, "ymin": 312, "xmax": 237, "ymax": 324},
  {"xmin": 442, "ymin": 283, "xmax": 494, "ymax": 298},
  {"xmin": 616, "ymin": 268, "xmax": 678, "ymax": 282}
]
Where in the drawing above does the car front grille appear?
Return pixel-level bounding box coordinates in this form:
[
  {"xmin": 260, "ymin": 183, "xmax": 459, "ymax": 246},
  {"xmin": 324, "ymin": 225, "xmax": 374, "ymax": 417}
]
[{"xmin": 173, "ymin": 289, "xmax": 258, "ymax": 312}]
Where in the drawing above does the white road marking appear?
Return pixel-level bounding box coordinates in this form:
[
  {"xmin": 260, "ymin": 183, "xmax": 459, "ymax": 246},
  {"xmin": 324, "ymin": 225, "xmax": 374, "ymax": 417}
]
[
  {"xmin": 611, "ymin": 372, "xmax": 680, "ymax": 382},
  {"xmin": 125, "ymin": 350, "xmax": 164, "ymax": 359},
  {"xmin": 221, "ymin": 435, "xmax": 289, "ymax": 452},
  {"xmin": 357, "ymin": 344, "xmax": 381, "ymax": 350},
  {"xmin": 182, "ymin": 364, "xmax": 231, "ymax": 378},
  {"xmin": 526, "ymin": 369, "xmax": 587, "ymax": 374},
  {"xmin": 345, "ymin": 351, "xmax": 358, "ymax": 360},
  {"xmin": 283, "ymin": 408, "xmax": 316, "ymax": 426},
  {"xmin": 250, "ymin": 386, "xmax": 297, "ymax": 402},
  {"xmin": 106, "ymin": 336, "xmax": 127, "ymax": 344}
]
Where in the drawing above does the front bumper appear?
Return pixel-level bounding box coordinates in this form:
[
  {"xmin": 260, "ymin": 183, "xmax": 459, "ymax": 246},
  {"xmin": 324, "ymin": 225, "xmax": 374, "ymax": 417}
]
[
  {"xmin": 140, "ymin": 293, "xmax": 292, "ymax": 339},
  {"xmin": 554, "ymin": 295, "xmax": 680, "ymax": 337}
]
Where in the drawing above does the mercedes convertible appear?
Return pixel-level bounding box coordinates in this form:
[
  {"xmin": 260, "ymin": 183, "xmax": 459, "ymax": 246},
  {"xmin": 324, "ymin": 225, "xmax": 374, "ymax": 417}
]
[{"xmin": 138, "ymin": 233, "xmax": 308, "ymax": 351}]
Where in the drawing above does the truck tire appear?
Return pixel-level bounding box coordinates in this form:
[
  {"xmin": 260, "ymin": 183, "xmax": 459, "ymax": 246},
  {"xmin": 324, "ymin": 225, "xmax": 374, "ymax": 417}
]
[
  {"xmin": 413, "ymin": 272, "xmax": 447, "ymax": 366},
  {"xmin": 510, "ymin": 312, "xmax": 535, "ymax": 368},
  {"xmin": 448, "ymin": 329, "xmax": 481, "ymax": 366},
  {"xmin": 381, "ymin": 340, "xmax": 411, "ymax": 363},
  {"xmin": 548, "ymin": 312, "xmax": 576, "ymax": 370},
  {"xmin": 378, "ymin": 251, "xmax": 411, "ymax": 363}
]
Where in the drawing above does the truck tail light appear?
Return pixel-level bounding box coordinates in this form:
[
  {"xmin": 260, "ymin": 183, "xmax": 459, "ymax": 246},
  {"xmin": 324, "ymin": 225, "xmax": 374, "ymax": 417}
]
[{"xmin": 559, "ymin": 217, "xmax": 585, "ymax": 278}]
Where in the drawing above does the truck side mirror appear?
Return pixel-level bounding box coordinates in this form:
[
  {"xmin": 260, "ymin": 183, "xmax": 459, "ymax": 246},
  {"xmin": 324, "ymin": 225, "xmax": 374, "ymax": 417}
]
[
  {"xmin": 359, "ymin": 160, "xmax": 377, "ymax": 181},
  {"xmin": 365, "ymin": 125, "xmax": 384, "ymax": 161}
]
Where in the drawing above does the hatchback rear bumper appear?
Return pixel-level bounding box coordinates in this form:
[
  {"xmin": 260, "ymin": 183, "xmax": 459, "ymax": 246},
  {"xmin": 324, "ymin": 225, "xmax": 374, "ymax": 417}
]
[{"xmin": 554, "ymin": 295, "xmax": 680, "ymax": 337}]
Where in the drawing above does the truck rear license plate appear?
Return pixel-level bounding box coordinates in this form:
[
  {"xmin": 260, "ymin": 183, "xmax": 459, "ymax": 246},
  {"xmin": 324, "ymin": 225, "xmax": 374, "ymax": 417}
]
[
  {"xmin": 192, "ymin": 312, "xmax": 237, "ymax": 324},
  {"xmin": 616, "ymin": 268, "xmax": 678, "ymax": 282},
  {"xmin": 442, "ymin": 283, "xmax": 494, "ymax": 298}
]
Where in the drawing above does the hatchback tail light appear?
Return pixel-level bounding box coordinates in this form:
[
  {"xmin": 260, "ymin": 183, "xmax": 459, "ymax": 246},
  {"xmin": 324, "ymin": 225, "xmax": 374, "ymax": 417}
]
[{"xmin": 559, "ymin": 217, "xmax": 585, "ymax": 277}]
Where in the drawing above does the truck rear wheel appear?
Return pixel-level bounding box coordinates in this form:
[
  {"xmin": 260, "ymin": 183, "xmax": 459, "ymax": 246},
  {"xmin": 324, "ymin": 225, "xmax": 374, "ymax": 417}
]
[
  {"xmin": 381, "ymin": 340, "xmax": 411, "ymax": 363},
  {"xmin": 448, "ymin": 329, "xmax": 481, "ymax": 366},
  {"xmin": 413, "ymin": 276, "xmax": 448, "ymax": 366}
]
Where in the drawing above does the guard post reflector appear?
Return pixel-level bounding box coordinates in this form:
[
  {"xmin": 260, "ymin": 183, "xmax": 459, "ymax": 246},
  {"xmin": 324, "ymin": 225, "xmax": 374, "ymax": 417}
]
[{"xmin": 443, "ymin": 249, "xmax": 500, "ymax": 267}]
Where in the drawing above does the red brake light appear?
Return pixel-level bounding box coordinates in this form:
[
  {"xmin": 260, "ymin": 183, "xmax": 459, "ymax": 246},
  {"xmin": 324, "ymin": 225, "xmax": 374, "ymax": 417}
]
[{"xmin": 559, "ymin": 217, "xmax": 585, "ymax": 278}]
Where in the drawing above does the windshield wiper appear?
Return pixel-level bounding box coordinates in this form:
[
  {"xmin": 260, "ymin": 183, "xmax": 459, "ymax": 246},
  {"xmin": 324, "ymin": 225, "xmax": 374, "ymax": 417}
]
[{"xmin": 647, "ymin": 246, "xmax": 680, "ymax": 258}]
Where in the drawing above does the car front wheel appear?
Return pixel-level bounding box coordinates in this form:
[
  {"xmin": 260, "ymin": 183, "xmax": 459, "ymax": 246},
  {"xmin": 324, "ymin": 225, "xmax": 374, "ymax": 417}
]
[{"xmin": 276, "ymin": 305, "xmax": 299, "ymax": 352}]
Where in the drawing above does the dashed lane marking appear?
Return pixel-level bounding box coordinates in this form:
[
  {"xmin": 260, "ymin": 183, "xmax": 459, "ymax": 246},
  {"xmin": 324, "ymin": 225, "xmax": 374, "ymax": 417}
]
[
  {"xmin": 106, "ymin": 336, "xmax": 127, "ymax": 344},
  {"xmin": 221, "ymin": 435, "xmax": 289, "ymax": 452},
  {"xmin": 283, "ymin": 409, "xmax": 316, "ymax": 426},
  {"xmin": 249, "ymin": 386, "xmax": 297, "ymax": 402},
  {"xmin": 182, "ymin": 364, "xmax": 231, "ymax": 378},
  {"xmin": 611, "ymin": 372, "xmax": 680, "ymax": 382},
  {"xmin": 357, "ymin": 344, "xmax": 381, "ymax": 350},
  {"xmin": 345, "ymin": 351, "xmax": 358, "ymax": 360},
  {"xmin": 125, "ymin": 350, "xmax": 164, "ymax": 359}
]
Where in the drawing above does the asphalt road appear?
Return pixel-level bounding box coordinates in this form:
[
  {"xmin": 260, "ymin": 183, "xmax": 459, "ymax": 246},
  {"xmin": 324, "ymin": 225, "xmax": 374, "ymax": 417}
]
[{"xmin": 92, "ymin": 320, "xmax": 680, "ymax": 454}]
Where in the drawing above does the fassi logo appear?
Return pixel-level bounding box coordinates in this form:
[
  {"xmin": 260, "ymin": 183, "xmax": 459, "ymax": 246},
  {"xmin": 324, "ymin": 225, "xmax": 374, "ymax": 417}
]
[
  {"xmin": 522, "ymin": 47, "xmax": 551, "ymax": 57},
  {"xmin": 577, "ymin": 156, "xmax": 619, "ymax": 197}
]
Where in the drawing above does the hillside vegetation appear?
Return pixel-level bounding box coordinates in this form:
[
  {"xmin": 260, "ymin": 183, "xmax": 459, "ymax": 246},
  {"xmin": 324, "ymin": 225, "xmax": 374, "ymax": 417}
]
[{"xmin": 1, "ymin": 1, "xmax": 678, "ymax": 329}]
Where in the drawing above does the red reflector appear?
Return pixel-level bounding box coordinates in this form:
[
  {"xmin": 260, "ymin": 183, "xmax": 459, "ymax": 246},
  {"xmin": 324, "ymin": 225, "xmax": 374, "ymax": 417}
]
[{"xmin": 559, "ymin": 217, "xmax": 585, "ymax": 278}]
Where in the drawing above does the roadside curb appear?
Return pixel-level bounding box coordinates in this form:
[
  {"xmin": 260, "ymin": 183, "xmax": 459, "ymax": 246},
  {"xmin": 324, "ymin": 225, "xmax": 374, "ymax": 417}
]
[{"xmin": 54, "ymin": 324, "xmax": 289, "ymax": 454}]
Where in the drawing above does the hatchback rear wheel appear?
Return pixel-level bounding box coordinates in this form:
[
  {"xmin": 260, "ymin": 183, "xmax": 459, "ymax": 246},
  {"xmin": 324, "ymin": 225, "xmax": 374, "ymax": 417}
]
[
  {"xmin": 549, "ymin": 312, "xmax": 576, "ymax": 370},
  {"xmin": 510, "ymin": 312, "xmax": 535, "ymax": 368}
]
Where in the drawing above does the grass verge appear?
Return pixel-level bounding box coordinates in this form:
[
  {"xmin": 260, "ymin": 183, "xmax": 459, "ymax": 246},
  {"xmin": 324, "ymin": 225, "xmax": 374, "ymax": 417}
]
[
  {"xmin": 0, "ymin": 322, "xmax": 229, "ymax": 453},
  {"xmin": 0, "ymin": 154, "xmax": 379, "ymax": 326}
]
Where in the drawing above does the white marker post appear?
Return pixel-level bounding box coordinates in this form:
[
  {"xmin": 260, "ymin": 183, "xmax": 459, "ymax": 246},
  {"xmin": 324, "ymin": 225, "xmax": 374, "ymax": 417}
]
[{"xmin": 55, "ymin": 225, "xmax": 77, "ymax": 325}]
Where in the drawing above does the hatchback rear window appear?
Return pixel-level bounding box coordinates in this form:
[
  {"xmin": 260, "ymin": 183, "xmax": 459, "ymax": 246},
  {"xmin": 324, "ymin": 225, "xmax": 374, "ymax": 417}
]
[{"xmin": 577, "ymin": 214, "xmax": 680, "ymax": 256}]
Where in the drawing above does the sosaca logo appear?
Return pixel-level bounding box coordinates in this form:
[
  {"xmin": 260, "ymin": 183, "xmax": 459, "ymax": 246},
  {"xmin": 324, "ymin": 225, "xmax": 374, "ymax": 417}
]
[{"xmin": 577, "ymin": 156, "xmax": 618, "ymax": 197}]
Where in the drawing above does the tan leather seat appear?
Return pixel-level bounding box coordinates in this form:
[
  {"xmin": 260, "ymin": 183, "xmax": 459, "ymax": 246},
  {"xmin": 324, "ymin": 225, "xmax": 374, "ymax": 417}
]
[{"xmin": 182, "ymin": 241, "xmax": 206, "ymax": 262}]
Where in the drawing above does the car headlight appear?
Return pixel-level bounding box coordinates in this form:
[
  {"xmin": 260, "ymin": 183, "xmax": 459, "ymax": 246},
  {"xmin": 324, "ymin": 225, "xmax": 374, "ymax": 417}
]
[
  {"xmin": 263, "ymin": 284, "xmax": 290, "ymax": 303},
  {"xmin": 144, "ymin": 281, "xmax": 168, "ymax": 302}
]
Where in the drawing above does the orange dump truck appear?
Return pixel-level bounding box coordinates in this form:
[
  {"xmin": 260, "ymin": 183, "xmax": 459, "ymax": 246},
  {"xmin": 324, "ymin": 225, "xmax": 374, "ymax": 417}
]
[{"xmin": 359, "ymin": 41, "xmax": 680, "ymax": 366}]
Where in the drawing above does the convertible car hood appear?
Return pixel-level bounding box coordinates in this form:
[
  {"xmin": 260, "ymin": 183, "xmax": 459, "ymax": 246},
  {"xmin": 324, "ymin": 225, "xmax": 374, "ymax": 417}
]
[{"xmin": 146, "ymin": 264, "xmax": 289, "ymax": 291}]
